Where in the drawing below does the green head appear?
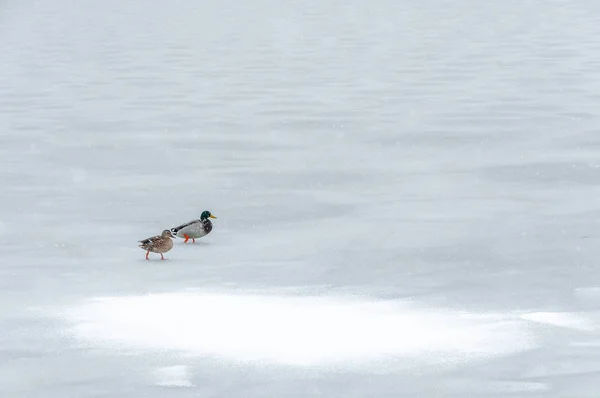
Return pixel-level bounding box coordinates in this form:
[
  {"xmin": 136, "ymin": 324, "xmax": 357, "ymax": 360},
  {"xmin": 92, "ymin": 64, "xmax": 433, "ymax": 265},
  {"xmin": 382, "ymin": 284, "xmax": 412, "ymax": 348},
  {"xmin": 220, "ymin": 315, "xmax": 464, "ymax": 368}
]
[{"xmin": 201, "ymin": 210, "xmax": 217, "ymax": 221}]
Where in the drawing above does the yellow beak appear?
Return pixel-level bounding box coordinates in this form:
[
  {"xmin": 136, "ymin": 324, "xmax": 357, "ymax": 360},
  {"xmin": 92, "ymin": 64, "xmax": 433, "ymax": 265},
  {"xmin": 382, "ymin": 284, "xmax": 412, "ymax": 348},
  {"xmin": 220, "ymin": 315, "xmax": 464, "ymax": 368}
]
[{"xmin": 209, "ymin": 215, "xmax": 217, "ymax": 219}]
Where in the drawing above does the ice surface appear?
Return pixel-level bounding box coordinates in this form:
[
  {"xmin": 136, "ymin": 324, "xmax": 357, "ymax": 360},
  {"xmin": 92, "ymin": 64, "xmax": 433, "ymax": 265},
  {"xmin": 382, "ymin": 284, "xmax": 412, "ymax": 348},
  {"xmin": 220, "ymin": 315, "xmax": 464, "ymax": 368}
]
[
  {"xmin": 61, "ymin": 292, "xmax": 536, "ymax": 367},
  {"xmin": 152, "ymin": 365, "xmax": 194, "ymax": 388},
  {"xmin": 2, "ymin": 0, "xmax": 600, "ymax": 396}
]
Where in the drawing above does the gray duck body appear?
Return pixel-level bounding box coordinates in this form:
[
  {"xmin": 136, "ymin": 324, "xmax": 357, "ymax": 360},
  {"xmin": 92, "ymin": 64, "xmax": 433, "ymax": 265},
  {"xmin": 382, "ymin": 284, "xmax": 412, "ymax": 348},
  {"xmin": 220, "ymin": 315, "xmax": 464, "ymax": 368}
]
[
  {"xmin": 171, "ymin": 219, "xmax": 213, "ymax": 239},
  {"xmin": 170, "ymin": 210, "xmax": 216, "ymax": 242}
]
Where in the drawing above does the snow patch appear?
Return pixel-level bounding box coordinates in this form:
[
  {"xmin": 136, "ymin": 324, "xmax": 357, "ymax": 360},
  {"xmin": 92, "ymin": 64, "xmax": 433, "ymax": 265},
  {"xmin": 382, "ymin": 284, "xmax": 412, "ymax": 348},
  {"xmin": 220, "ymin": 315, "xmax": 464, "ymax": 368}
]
[
  {"xmin": 520, "ymin": 312, "xmax": 597, "ymax": 331},
  {"xmin": 62, "ymin": 292, "xmax": 536, "ymax": 368}
]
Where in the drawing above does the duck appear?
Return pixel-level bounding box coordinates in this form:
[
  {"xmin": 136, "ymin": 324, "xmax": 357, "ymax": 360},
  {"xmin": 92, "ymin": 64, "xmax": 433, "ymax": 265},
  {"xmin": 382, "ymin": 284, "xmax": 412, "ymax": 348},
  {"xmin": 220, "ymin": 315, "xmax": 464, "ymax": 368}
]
[
  {"xmin": 138, "ymin": 229, "xmax": 175, "ymax": 260},
  {"xmin": 170, "ymin": 210, "xmax": 217, "ymax": 243}
]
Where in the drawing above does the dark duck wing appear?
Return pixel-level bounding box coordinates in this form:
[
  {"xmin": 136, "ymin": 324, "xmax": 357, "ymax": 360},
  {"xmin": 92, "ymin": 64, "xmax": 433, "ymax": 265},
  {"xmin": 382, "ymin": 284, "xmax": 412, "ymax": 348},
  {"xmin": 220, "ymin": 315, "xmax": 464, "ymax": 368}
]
[{"xmin": 138, "ymin": 234, "xmax": 160, "ymax": 247}]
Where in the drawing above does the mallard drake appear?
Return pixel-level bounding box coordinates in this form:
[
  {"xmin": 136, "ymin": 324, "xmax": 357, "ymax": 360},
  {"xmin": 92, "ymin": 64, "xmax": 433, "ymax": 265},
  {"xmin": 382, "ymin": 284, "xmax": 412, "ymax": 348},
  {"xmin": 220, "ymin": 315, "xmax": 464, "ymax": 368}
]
[
  {"xmin": 138, "ymin": 229, "xmax": 175, "ymax": 260},
  {"xmin": 170, "ymin": 210, "xmax": 217, "ymax": 243}
]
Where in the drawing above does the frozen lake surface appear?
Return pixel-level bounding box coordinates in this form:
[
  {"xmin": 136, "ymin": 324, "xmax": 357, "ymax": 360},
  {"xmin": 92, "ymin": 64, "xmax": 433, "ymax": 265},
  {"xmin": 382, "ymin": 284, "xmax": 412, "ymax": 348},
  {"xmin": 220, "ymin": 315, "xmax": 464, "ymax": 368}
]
[{"xmin": 2, "ymin": 0, "xmax": 600, "ymax": 396}]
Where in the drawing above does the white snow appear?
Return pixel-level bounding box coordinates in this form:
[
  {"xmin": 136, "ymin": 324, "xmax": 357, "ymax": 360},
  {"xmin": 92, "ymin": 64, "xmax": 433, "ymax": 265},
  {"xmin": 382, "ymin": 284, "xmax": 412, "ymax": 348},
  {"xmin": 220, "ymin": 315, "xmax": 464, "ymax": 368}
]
[
  {"xmin": 520, "ymin": 312, "xmax": 598, "ymax": 332},
  {"xmin": 63, "ymin": 292, "xmax": 535, "ymax": 368}
]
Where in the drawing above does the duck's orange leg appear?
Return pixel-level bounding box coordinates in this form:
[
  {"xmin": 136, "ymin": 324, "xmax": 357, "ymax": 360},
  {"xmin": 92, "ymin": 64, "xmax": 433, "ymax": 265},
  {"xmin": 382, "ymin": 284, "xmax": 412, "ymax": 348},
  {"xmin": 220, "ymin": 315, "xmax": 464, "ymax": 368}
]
[
  {"xmin": 160, "ymin": 253, "xmax": 165, "ymax": 260},
  {"xmin": 145, "ymin": 250, "xmax": 150, "ymax": 260},
  {"xmin": 183, "ymin": 234, "xmax": 190, "ymax": 243}
]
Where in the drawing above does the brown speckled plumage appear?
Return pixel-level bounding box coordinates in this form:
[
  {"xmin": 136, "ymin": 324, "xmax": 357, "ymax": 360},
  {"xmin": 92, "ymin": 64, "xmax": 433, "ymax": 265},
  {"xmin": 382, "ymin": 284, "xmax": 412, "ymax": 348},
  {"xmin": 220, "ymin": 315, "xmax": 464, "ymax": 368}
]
[{"xmin": 138, "ymin": 229, "xmax": 175, "ymax": 260}]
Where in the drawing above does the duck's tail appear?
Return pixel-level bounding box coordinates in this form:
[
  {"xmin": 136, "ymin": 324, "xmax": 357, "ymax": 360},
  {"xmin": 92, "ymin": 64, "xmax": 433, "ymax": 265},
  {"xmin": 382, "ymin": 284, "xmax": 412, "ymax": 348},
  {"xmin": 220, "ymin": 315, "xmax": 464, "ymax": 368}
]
[{"xmin": 138, "ymin": 237, "xmax": 154, "ymax": 247}]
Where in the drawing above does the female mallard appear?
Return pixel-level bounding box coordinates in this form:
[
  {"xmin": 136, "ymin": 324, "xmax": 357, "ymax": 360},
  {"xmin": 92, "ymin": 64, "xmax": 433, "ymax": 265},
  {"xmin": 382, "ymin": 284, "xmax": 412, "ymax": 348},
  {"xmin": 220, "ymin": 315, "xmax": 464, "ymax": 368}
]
[
  {"xmin": 170, "ymin": 210, "xmax": 217, "ymax": 243},
  {"xmin": 138, "ymin": 229, "xmax": 175, "ymax": 260}
]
